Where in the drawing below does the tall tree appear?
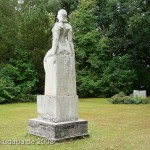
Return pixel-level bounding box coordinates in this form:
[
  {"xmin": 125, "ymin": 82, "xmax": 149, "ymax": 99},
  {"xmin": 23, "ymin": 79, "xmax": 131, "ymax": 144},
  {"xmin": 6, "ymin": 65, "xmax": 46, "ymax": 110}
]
[
  {"xmin": 70, "ymin": 0, "xmax": 137, "ymax": 97},
  {"xmin": 19, "ymin": 1, "xmax": 54, "ymax": 93},
  {"xmin": 96, "ymin": 0, "xmax": 150, "ymax": 95},
  {"xmin": 0, "ymin": 0, "xmax": 18, "ymax": 64}
]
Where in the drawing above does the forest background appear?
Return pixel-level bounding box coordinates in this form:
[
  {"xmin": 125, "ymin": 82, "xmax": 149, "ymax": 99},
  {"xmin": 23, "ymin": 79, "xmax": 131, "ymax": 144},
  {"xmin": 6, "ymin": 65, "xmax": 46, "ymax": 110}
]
[{"xmin": 0, "ymin": 0, "xmax": 149, "ymax": 103}]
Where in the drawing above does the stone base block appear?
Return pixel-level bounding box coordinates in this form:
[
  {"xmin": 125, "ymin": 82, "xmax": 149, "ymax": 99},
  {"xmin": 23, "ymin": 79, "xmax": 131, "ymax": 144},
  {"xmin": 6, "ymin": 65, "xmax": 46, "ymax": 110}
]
[
  {"xmin": 28, "ymin": 118, "xmax": 88, "ymax": 141},
  {"xmin": 37, "ymin": 95, "xmax": 78, "ymax": 123}
]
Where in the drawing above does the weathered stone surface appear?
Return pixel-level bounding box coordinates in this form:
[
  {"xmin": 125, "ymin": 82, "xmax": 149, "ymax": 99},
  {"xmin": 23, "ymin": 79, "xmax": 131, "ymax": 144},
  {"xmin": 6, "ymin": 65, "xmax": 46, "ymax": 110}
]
[
  {"xmin": 44, "ymin": 55, "xmax": 76, "ymax": 96},
  {"xmin": 28, "ymin": 118, "xmax": 88, "ymax": 141},
  {"xmin": 44, "ymin": 9, "xmax": 76, "ymax": 97},
  {"xmin": 37, "ymin": 95, "xmax": 78, "ymax": 122},
  {"xmin": 133, "ymin": 90, "xmax": 146, "ymax": 99}
]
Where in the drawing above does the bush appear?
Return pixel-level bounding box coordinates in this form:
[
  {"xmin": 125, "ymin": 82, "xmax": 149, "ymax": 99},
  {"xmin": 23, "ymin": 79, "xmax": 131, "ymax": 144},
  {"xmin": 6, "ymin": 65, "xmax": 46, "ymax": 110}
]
[
  {"xmin": 0, "ymin": 75, "xmax": 19, "ymax": 103},
  {"xmin": 134, "ymin": 96, "xmax": 150, "ymax": 104},
  {"xmin": 0, "ymin": 48, "xmax": 37, "ymax": 104},
  {"xmin": 99, "ymin": 55, "xmax": 137, "ymax": 97},
  {"xmin": 109, "ymin": 92, "xmax": 150, "ymax": 104}
]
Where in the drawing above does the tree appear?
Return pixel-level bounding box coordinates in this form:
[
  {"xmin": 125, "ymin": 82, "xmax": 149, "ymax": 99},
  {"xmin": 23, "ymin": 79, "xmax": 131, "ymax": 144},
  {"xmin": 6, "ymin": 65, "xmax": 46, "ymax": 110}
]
[
  {"xmin": 20, "ymin": 1, "xmax": 55, "ymax": 93},
  {"xmin": 96, "ymin": 0, "xmax": 150, "ymax": 95},
  {"xmin": 61, "ymin": 0, "xmax": 78, "ymax": 14},
  {"xmin": 99, "ymin": 55, "xmax": 137, "ymax": 97},
  {"xmin": 0, "ymin": 48, "xmax": 37, "ymax": 103},
  {"xmin": 127, "ymin": 0, "xmax": 150, "ymax": 94},
  {"xmin": 18, "ymin": 0, "xmax": 79, "ymax": 93},
  {"xmin": 70, "ymin": 0, "xmax": 137, "ymax": 97},
  {"xmin": 70, "ymin": 0, "xmax": 100, "ymax": 97},
  {"xmin": 0, "ymin": 0, "xmax": 18, "ymax": 64}
]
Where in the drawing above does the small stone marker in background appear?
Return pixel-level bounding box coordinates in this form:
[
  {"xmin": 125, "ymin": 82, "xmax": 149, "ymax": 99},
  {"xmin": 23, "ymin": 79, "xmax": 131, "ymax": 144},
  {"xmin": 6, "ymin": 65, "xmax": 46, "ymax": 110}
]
[{"xmin": 133, "ymin": 90, "xmax": 146, "ymax": 99}]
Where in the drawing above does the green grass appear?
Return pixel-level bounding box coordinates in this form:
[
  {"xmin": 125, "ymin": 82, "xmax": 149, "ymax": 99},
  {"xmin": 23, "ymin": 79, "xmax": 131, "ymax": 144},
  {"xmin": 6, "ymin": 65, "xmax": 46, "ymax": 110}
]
[{"xmin": 0, "ymin": 98, "xmax": 150, "ymax": 150}]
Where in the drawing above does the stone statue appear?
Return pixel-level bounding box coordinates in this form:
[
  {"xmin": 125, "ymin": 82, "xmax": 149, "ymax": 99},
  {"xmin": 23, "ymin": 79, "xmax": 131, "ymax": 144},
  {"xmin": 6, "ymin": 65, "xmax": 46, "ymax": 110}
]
[
  {"xmin": 28, "ymin": 9, "xmax": 88, "ymax": 141},
  {"xmin": 44, "ymin": 9, "xmax": 74, "ymax": 59},
  {"xmin": 43, "ymin": 9, "xmax": 76, "ymax": 96}
]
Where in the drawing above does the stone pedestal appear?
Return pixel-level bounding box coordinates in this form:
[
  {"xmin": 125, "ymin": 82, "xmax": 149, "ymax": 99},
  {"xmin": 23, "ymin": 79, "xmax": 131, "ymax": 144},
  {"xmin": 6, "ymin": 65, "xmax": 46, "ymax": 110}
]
[
  {"xmin": 37, "ymin": 95, "xmax": 78, "ymax": 123},
  {"xmin": 27, "ymin": 56, "xmax": 88, "ymax": 141},
  {"xmin": 28, "ymin": 119, "xmax": 88, "ymax": 141},
  {"xmin": 28, "ymin": 95, "xmax": 88, "ymax": 141}
]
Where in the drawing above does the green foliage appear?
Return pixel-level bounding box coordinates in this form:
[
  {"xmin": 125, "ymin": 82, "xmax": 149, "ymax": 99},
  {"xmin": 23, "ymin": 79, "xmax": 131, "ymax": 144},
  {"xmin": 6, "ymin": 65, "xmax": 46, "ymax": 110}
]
[
  {"xmin": 61, "ymin": 0, "xmax": 78, "ymax": 14},
  {"xmin": 96, "ymin": 0, "xmax": 150, "ymax": 95},
  {"xmin": 70, "ymin": 0, "xmax": 136, "ymax": 97},
  {"xmin": 20, "ymin": 2, "xmax": 53, "ymax": 50},
  {"xmin": 99, "ymin": 55, "xmax": 137, "ymax": 97},
  {"xmin": 70, "ymin": 0, "xmax": 100, "ymax": 97},
  {"xmin": 20, "ymin": 2, "xmax": 55, "ymax": 93},
  {"xmin": 127, "ymin": 12, "xmax": 150, "ymax": 93},
  {"xmin": 1, "ymin": 0, "xmax": 150, "ymax": 101},
  {"xmin": 0, "ymin": 0, "xmax": 79, "ymax": 103},
  {"xmin": 0, "ymin": 74, "xmax": 19, "ymax": 103},
  {"xmin": 109, "ymin": 92, "xmax": 150, "ymax": 104},
  {"xmin": 0, "ymin": 48, "xmax": 37, "ymax": 103},
  {"xmin": 45, "ymin": 0, "xmax": 61, "ymax": 15},
  {"xmin": 0, "ymin": 0, "xmax": 18, "ymax": 64},
  {"xmin": 134, "ymin": 96, "xmax": 150, "ymax": 104},
  {"xmin": 45, "ymin": 0, "xmax": 78, "ymax": 15}
]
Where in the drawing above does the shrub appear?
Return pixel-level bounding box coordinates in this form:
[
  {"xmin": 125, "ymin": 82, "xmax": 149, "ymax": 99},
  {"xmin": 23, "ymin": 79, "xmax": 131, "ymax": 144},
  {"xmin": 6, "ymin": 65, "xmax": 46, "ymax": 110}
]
[
  {"xmin": 134, "ymin": 96, "xmax": 150, "ymax": 104},
  {"xmin": 109, "ymin": 92, "xmax": 150, "ymax": 104},
  {"xmin": 0, "ymin": 48, "xmax": 37, "ymax": 103},
  {"xmin": 0, "ymin": 75, "xmax": 19, "ymax": 103}
]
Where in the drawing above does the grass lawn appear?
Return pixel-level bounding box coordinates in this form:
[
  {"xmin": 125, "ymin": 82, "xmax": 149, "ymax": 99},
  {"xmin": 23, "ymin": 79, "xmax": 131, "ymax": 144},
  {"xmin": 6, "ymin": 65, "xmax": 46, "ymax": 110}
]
[{"xmin": 0, "ymin": 98, "xmax": 150, "ymax": 150}]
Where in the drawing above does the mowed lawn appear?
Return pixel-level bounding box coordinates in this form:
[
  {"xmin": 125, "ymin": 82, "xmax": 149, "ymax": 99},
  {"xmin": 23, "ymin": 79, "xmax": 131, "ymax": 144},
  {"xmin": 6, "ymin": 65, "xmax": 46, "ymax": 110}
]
[{"xmin": 0, "ymin": 98, "xmax": 150, "ymax": 150}]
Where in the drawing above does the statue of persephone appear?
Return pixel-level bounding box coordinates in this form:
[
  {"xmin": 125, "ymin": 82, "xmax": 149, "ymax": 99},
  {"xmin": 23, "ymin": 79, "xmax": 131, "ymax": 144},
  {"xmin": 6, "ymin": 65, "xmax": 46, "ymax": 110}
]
[{"xmin": 44, "ymin": 9, "xmax": 76, "ymax": 96}]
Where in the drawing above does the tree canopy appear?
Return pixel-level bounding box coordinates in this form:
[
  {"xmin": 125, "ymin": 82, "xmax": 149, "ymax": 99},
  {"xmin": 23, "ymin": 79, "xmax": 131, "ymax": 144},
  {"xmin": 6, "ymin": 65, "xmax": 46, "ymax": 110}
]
[{"xmin": 0, "ymin": 0, "xmax": 149, "ymax": 103}]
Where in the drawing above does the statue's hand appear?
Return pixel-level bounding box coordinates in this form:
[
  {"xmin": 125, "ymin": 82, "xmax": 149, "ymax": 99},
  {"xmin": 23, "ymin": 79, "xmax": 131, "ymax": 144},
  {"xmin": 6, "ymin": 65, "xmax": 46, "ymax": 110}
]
[
  {"xmin": 46, "ymin": 49, "xmax": 56, "ymax": 57},
  {"xmin": 44, "ymin": 49, "xmax": 56, "ymax": 63}
]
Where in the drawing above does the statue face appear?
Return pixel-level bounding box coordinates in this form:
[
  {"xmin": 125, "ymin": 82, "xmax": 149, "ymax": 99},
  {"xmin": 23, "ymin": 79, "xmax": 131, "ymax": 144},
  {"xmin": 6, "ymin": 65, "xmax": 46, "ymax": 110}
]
[{"xmin": 57, "ymin": 9, "xmax": 67, "ymax": 22}]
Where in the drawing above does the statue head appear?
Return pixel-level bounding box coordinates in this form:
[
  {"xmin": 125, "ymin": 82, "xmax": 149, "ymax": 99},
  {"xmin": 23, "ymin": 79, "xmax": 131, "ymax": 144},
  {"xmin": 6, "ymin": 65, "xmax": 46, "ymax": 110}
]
[{"xmin": 57, "ymin": 9, "xmax": 68, "ymax": 23}]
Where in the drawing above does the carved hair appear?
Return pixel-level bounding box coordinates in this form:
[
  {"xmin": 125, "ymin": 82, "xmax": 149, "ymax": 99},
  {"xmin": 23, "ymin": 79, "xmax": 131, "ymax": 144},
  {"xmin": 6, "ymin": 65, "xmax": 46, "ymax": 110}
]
[{"xmin": 57, "ymin": 9, "xmax": 68, "ymax": 23}]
